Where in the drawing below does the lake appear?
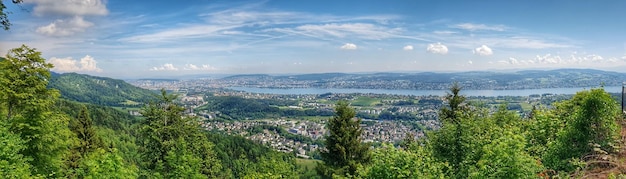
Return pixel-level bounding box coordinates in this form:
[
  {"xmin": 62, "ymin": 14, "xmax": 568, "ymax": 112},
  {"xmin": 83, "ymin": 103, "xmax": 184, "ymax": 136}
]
[{"xmin": 228, "ymin": 86, "xmax": 624, "ymax": 97}]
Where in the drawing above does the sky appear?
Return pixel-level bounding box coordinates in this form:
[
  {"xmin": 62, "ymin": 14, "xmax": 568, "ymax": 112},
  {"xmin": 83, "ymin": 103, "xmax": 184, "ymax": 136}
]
[{"xmin": 1, "ymin": 0, "xmax": 626, "ymax": 78}]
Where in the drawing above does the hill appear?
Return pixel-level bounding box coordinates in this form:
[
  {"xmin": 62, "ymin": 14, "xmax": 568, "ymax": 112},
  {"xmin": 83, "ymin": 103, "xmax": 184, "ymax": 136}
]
[
  {"xmin": 216, "ymin": 69, "xmax": 626, "ymax": 90},
  {"xmin": 48, "ymin": 72, "xmax": 157, "ymax": 107}
]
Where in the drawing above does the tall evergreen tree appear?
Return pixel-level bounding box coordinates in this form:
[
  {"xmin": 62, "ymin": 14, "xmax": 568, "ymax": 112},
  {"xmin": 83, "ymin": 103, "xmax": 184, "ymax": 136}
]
[
  {"xmin": 431, "ymin": 82, "xmax": 467, "ymax": 175},
  {"xmin": 317, "ymin": 100, "xmax": 370, "ymax": 178},
  {"xmin": 70, "ymin": 106, "xmax": 104, "ymax": 155}
]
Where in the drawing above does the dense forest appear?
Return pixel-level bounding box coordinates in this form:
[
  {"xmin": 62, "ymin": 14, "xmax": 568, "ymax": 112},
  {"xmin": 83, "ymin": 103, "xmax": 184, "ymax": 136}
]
[{"xmin": 2, "ymin": 45, "xmax": 626, "ymax": 178}]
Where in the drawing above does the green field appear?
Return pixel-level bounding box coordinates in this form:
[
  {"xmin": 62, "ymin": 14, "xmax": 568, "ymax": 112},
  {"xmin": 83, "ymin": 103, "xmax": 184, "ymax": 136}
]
[
  {"xmin": 351, "ymin": 96, "xmax": 380, "ymax": 106},
  {"xmin": 296, "ymin": 158, "xmax": 320, "ymax": 170}
]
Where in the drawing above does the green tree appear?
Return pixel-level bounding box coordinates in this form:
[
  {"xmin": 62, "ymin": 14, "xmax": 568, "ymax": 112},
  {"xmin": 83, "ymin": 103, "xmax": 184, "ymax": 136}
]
[
  {"xmin": 0, "ymin": 120, "xmax": 32, "ymax": 178},
  {"xmin": 358, "ymin": 144, "xmax": 447, "ymax": 179},
  {"xmin": 0, "ymin": 0, "xmax": 22, "ymax": 30},
  {"xmin": 430, "ymin": 82, "xmax": 468, "ymax": 176},
  {"xmin": 544, "ymin": 88, "xmax": 620, "ymax": 171},
  {"xmin": 70, "ymin": 106, "xmax": 104, "ymax": 155},
  {"xmin": 77, "ymin": 148, "xmax": 138, "ymax": 179},
  {"xmin": 469, "ymin": 130, "xmax": 543, "ymax": 179},
  {"xmin": 139, "ymin": 89, "xmax": 221, "ymax": 178},
  {"xmin": 317, "ymin": 100, "xmax": 370, "ymax": 178},
  {"xmin": 0, "ymin": 45, "xmax": 73, "ymax": 176}
]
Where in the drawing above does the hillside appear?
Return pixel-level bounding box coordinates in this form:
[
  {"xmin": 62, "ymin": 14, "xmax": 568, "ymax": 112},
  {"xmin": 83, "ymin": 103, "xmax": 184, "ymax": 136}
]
[
  {"xmin": 216, "ymin": 69, "xmax": 626, "ymax": 90},
  {"xmin": 48, "ymin": 72, "xmax": 157, "ymax": 107}
]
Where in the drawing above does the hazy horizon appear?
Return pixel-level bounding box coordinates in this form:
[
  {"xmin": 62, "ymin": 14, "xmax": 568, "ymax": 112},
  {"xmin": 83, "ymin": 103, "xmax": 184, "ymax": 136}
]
[{"xmin": 2, "ymin": 0, "xmax": 626, "ymax": 78}]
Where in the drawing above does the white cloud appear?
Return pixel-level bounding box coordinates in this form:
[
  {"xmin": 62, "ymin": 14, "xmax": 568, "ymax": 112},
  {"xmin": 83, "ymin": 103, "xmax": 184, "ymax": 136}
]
[
  {"xmin": 36, "ymin": 16, "xmax": 94, "ymax": 36},
  {"xmin": 508, "ymin": 57, "xmax": 519, "ymax": 64},
  {"xmin": 184, "ymin": 64, "xmax": 217, "ymax": 71},
  {"xmin": 278, "ymin": 23, "xmax": 402, "ymax": 40},
  {"xmin": 340, "ymin": 43, "xmax": 357, "ymax": 50},
  {"xmin": 622, "ymin": 55, "xmax": 626, "ymax": 60},
  {"xmin": 26, "ymin": 0, "xmax": 108, "ymax": 37},
  {"xmin": 426, "ymin": 43, "xmax": 448, "ymax": 54},
  {"xmin": 403, "ymin": 45, "xmax": 413, "ymax": 51},
  {"xmin": 473, "ymin": 45, "xmax": 493, "ymax": 56},
  {"xmin": 433, "ymin": 30, "xmax": 458, "ymax": 35},
  {"xmin": 454, "ymin": 23, "xmax": 507, "ymax": 31},
  {"xmin": 26, "ymin": 0, "xmax": 109, "ymax": 16},
  {"xmin": 468, "ymin": 60, "xmax": 473, "ymax": 65},
  {"xmin": 150, "ymin": 64, "xmax": 179, "ymax": 71},
  {"xmin": 48, "ymin": 55, "xmax": 102, "ymax": 72}
]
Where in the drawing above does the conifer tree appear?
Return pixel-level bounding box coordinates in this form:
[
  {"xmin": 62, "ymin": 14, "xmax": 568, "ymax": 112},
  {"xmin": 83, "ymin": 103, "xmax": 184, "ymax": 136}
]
[{"xmin": 317, "ymin": 100, "xmax": 370, "ymax": 178}]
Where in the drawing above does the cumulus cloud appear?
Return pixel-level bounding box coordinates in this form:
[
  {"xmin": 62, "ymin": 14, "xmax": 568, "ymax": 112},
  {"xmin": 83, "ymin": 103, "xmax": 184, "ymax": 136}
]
[
  {"xmin": 36, "ymin": 16, "xmax": 94, "ymax": 36},
  {"xmin": 403, "ymin": 45, "xmax": 413, "ymax": 51},
  {"xmin": 150, "ymin": 64, "xmax": 179, "ymax": 71},
  {"xmin": 468, "ymin": 60, "xmax": 473, "ymax": 65},
  {"xmin": 426, "ymin": 43, "xmax": 448, "ymax": 54},
  {"xmin": 340, "ymin": 43, "xmax": 357, "ymax": 50},
  {"xmin": 622, "ymin": 55, "xmax": 626, "ymax": 60},
  {"xmin": 48, "ymin": 55, "xmax": 102, "ymax": 72},
  {"xmin": 26, "ymin": 0, "xmax": 108, "ymax": 37},
  {"xmin": 473, "ymin": 45, "xmax": 493, "ymax": 56},
  {"xmin": 455, "ymin": 23, "xmax": 507, "ymax": 31},
  {"xmin": 184, "ymin": 64, "xmax": 217, "ymax": 71}
]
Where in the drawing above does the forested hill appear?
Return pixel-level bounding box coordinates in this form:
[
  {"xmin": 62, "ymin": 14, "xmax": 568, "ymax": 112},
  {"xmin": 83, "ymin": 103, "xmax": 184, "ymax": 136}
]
[{"xmin": 48, "ymin": 72, "xmax": 157, "ymax": 107}]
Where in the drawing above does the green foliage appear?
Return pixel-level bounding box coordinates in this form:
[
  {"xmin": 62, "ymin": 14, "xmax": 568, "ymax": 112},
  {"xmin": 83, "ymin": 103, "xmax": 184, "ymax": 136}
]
[
  {"xmin": 70, "ymin": 106, "xmax": 104, "ymax": 156},
  {"xmin": 0, "ymin": 45, "xmax": 73, "ymax": 176},
  {"xmin": 358, "ymin": 144, "xmax": 447, "ymax": 179},
  {"xmin": 469, "ymin": 130, "xmax": 543, "ymax": 179},
  {"xmin": 0, "ymin": 120, "xmax": 32, "ymax": 178},
  {"xmin": 544, "ymin": 88, "xmax": 620, "ymax": 172},
  {"xmin": 48, "ymin": 72, "xmax": 157, "ymax": 107},
  {"xmin": 138, "ymin": 90, "xmax": 221, "ymax": 178},
  {"xmin": 318, "ymin": 101, "xmax": 371, "ymax": 178},
  {"xmin": 76, "ymin": 148, "xmax": 138, "ymax": 179},
  {"xmin": 206, "ymin": 132, "xmax": 299, "ymax": 178},
  {"xmin": 199, "ymin": 96, "xmax": 332, "ymax": 120}
]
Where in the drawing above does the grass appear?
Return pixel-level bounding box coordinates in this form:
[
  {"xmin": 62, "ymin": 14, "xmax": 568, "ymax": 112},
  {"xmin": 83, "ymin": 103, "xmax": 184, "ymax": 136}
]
[
  {"xmin": 296, "ymin": 158, "xmax": 320, "ymax": 171},
  {"xmin": 351, "ymin": 96, "xmax": 380, "ymax": 106}
]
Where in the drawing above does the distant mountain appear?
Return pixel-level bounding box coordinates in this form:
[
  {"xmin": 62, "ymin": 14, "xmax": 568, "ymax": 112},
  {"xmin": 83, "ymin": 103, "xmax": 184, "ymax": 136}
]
[
  {"xmin": 217, "ymin": 69, "xmax": 626, "ymax": 90},
  {"xmin": 49, "ymin": 72, "xmax": 157, "ymax": 106}
]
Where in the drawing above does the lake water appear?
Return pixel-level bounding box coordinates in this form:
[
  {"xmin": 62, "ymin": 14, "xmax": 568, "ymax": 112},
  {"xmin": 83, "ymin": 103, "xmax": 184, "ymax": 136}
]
[{"xmin": 228, "ymin": 86, "xmax": 623, "ymax": 97}]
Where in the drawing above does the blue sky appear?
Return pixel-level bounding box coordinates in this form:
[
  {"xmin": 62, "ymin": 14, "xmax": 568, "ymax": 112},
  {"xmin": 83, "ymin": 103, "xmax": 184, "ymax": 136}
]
[{"xmin": 1, "ymin": 0, "xmax": 626, "ymax": 78}]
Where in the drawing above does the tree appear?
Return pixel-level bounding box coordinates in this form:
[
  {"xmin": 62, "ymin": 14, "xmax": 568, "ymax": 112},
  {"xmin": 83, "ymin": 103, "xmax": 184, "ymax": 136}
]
[
  {"xmin": 317, "ymin": 100, "xmax": 370, "ymax": 178},
  {"xmin": 70, "ymin": 106, "xmax": 104, "ymax": 155},
  {"xmin": 0, "ymin": 0, "xmax": 22, "ymax": 30},
  {"xmin": 0, "ymin": 119, "xmax": 31, "ymax": 178},
  {"xmin": 0, "ymin": 45, "xmax": 73, "ymax": 176},
  {"xmin": 544, "ymin": 88, "xmax": 620, "ymax": 171},
  {"xmin": 139, "ymin": 89, "xmax": 221, "ymax": 178},
  {"xmin": 430, "ymin": 82, "xmax": 468, "ymax": 176},
  {"xmin": 358, "ymin": 144, "xmax": 447, "ymax": 179}
]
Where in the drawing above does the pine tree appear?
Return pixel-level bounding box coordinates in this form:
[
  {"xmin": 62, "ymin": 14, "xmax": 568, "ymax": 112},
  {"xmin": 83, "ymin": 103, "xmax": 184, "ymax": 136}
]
[
  {"xmin": 71, "ymin": 106, "xmax": 104, "ymax": 155},
  {"xmin": 317, "ymin": 100, "xmax": 370, "ymax": 178}
]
